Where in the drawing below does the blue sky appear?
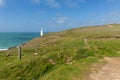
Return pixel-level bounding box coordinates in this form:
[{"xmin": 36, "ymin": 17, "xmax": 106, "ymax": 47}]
[{"xmin": 0, "ymin": 0, "xmax": 120, "ymax": 32}]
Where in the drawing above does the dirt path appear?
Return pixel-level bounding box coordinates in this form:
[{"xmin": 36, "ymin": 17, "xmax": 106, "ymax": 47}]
[{"xmin": 90, "ymin": 57, "xmax": 120, "ymax": 80}]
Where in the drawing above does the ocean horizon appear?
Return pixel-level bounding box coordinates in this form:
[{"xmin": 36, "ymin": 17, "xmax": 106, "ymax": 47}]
[{"xmin": 0, "ymin": 32, "xmax": 47, "ymax": 50}]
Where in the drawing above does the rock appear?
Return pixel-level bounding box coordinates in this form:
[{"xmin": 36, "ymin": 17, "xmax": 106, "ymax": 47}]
[
  {"xmin": 7, "ymin": 53, "xmax": 12, "ymax": 57},
  {"xmin": 8, "ymin": 46, "xmax": 17, "ymax": 50},
  {"xmin": 48, "ymin": 58, "xmax": 56, "ymax": 64},
  {"xmin": 34, "ymin": 53, "xmax": 38, "ymax": 56}
]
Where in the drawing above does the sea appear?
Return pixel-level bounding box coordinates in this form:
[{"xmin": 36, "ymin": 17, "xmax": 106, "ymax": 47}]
[{"xmin": 0, "ymin": 32, "xmax": 44, "ymax": 51}]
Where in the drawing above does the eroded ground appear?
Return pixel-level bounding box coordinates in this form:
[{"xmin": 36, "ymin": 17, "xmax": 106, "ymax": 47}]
[{"xmin": 90, "ymin": 57, "xmax": 120, "ymax": 80}]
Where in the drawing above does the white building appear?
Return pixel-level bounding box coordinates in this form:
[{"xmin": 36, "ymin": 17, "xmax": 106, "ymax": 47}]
[{"xmin": 40, "ymin": 28, "xmax": 43, "ymax": 36}]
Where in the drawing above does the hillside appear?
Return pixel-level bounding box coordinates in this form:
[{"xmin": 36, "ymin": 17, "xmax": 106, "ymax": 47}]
[{"xmin": 0, "ymin": 24, "xmax": 120, "ymax": 80}]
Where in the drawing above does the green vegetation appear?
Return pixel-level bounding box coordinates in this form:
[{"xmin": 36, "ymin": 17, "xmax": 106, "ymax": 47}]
[{"xmin": 0, "ymin": 24, "xmax": 120, "ymax": 80}]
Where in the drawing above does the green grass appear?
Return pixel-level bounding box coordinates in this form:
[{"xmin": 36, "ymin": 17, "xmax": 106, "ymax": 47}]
[{"xmin": 0, "ymin": 24, "xmax": 120, "ymax": 80}]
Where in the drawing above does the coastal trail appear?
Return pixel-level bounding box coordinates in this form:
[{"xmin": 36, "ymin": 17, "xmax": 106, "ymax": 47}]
[{"xmin": 90, "ymin": 57, "xmax": 120, "ymax": 80}]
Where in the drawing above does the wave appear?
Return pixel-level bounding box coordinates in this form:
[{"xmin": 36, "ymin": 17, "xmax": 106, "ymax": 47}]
[{"xmin": 0, "ymin": 49, "xmax": 8, "ymax": 51}]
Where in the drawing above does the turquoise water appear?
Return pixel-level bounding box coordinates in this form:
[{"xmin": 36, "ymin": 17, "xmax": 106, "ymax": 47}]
[{"xmin": 0, "ymin": 32, "xmax": 42, "ymax": 50}]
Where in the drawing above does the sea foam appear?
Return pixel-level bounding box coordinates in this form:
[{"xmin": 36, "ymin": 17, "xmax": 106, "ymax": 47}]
[{"xmin": 0, "ymin": 49, "xmax": 8, "ymax": 51}]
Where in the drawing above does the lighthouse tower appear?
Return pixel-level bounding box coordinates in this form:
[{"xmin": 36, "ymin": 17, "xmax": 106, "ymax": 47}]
[{"xmin": 40, "ymin": 28, "xmax": 43, "ymax": 36}]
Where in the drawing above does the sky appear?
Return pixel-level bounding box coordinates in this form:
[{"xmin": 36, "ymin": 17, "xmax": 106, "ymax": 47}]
[{"xmin": 0, "ymin": 0, "xmax": 120, "ymax": 32}]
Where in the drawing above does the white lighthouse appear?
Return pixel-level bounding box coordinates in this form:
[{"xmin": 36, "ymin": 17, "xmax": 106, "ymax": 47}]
[{"xmin": 40, "ymin": 28, "xmax": 43, "ymax": 36}]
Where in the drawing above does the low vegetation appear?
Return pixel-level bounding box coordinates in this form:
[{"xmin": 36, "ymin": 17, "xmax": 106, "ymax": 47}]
[{"xmin": 0, "ymin": 24, "xmax": 120, "ymax": 80}]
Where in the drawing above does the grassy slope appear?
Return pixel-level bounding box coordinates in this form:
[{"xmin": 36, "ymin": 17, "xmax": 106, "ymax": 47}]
[{"xmin": 0, "ymin": 24, "xmax": 120, "ymax": 80}]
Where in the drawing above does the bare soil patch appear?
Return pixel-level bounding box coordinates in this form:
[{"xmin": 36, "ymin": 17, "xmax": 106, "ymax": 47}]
[{"xmin": 90, "ymin": 57, "xmax": 120, "ymax": 80}]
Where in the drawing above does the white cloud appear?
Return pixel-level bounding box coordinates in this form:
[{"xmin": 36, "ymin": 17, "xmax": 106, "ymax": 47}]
[
  {"xmin": 34, "ymin": 0, "xmax": 40, "ymax": 3},
  {"xmin": 56, "ymin": 17, "xmax": 68, "ymax": 24},
  {"xmin": 64, "ymin": 0, "xmax": 85, "ymax": 7},
  {"xmin": 41, "ymin": 16, "xmax": 70, "ymax": 28},
  {"xmin": 107, "ymin": 0, "xmax": 111, "ymax": 2},
  {"xmin": 107, "ymin": 0, "xmax": 119, "ymax": 3},
  {"xmin": 31, "ymin": 0, "xmax": 40, "ymax": 4},
  {"xmin": 67, "ymin": 2, "xmax": 77, "ymax": 7},
  {"xmin": 46, "ymin": 0, "xmax": 60, "ymax": 8},
  {"xmin": 0, "ymin": 0, "xmax": 5, "ymax": 7},
  {"xmin": 95, "ymin": 11, "xmax": 120, "ymax": 24},
  {"xmin": 29, "ymin": 0, "xmax": 85, "ymax": 8},
  {"xmin": 107, "ymin": 0, "xmax": 114, "ymax": 2}
]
